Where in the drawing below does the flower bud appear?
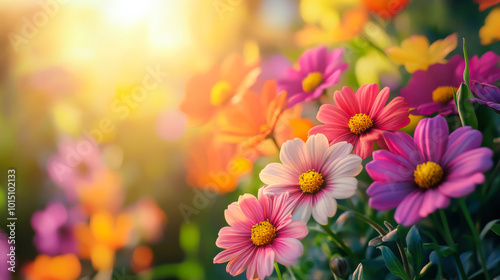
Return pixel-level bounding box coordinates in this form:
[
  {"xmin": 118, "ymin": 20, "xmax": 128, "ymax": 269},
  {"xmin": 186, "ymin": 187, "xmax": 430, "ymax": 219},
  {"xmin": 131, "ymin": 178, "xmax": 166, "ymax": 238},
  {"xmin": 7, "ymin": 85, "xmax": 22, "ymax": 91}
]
[{"xmin": 330, "ymin": 257, "xmax": 348, "ymax": 278}]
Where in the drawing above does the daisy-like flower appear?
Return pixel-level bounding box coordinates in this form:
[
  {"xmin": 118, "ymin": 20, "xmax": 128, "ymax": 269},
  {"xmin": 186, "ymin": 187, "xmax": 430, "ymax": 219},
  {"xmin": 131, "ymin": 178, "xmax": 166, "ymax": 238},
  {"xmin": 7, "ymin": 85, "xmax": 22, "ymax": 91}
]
[
  {"xmin": 278, "ymin": 46, "xmax": 347, "ymax": 107},
  {"xmin": 366, "ymin": 116, "xmax": 493, "ymax": 226},
  {"xmin": 259, "ymin": 134, "xmax": 362, "ymax": 225},
  {"xmin": 214, "ymin": 188, "xmax": 308, "ymax": 280},
  {"xmin": 471, "ymin": 81, "xmax": 500, "ymax": 112},
  {"xmin": 309, "ymin": 83, "xmax": 410, "ymax": 159}
]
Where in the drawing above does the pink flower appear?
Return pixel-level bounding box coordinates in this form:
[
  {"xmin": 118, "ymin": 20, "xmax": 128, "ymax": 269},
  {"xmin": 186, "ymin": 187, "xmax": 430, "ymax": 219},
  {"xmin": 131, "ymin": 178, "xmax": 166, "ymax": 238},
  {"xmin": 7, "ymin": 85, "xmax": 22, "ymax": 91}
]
[
  {"xmin": 309, "ymin": 84, "xmax": 410, "ymax": 159},
  {"xmin": 214, "ymin": 188, "xmax": 308, "ymax": 280},
  {"xmin": 278, "ymin": 46, "xmax": 348, "ymax": 107},
  {"xmin": 260, "ymin": 134, "xmax": 362, "ymax": 225},
  {"xmin": 366, "ymin": 116, "xmax": 493, "ymax": 226}
]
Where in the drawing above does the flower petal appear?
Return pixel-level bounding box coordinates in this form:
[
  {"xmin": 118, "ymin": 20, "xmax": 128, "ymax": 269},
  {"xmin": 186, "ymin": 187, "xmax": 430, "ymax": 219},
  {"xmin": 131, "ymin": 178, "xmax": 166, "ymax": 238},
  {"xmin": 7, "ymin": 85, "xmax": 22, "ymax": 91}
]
[
  {"xmin": 367, "ymin": 181, "xmax": 416, "ymax": 210},
  {"xmin": 311, "ymin": 192, "xmax": 337, "ymax": 225},
  {"xmin": 413, "ymin": 116, "xmax": 449, "ymax": 163},
  {"xmin": 273, "ymin": 237, "xmax": 304, "ymax": 266},
  {"xmin": 394, "ymin": 190, "xmax": 426, "ymax": 226},
  {"xmin": 277, "ymin": 220, "xmax": 308, "ymax": 239},
  {"xmin": 418, "ymin": 189, "xmax": 450, "ymax": 218},
  {"xmin": 238, "ymin": 194, "xmax": 265, "ymax": 224}
]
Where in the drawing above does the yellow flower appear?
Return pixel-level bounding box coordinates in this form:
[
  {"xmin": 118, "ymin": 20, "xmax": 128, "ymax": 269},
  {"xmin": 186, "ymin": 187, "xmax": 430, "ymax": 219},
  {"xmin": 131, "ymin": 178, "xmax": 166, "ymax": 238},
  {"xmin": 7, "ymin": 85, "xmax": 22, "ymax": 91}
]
[
  {"xmin": 386, "ymin": 33, "xmax": 457, "ymax": 73},
  {"xmin": 480, "ymin": 7, "xmax": 500, "ymax": 45}
]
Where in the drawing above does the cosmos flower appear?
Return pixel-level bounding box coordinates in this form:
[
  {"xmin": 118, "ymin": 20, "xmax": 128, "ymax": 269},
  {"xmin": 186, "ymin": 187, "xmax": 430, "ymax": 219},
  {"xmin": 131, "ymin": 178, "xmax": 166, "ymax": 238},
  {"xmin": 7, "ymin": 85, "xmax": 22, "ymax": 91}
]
[
  {"xmin": 471, "ymin": 81, "xmax": 500, "ymax": 112},
  {"xmin": 180, "ymin": 53, "xmax": 260, "ymax": 126},
  {"xmin": 458, "ymin": 51, "xmax": 500, "ymax": 84},
  {"xmin": 386, "ymin": 33, "xmax": 457, "ymax": 73},
  {"xmin": 216, "ymin": 80, "xmax": 287, "ymax": 155},
  {"xmin": 278, "ymin": 46, "xmax": 347, "ymax": 107},
  {"xmin": 366, "ymin": 116, "xmax": 493, "ymax": 226},
  {"xmin": 260, "ymin": 134, "xmax": 363, "ymax": 225},
  {"xmin": 214, "ymin": 188, "xmax": 308, "ymax": 280},
  {"xmin": 31, "ymin": 202, "xmax": 82, "ymax": 256},
  {"xmin": 309, "ymin": 84, "xmax": 410, "ymax": 159}
]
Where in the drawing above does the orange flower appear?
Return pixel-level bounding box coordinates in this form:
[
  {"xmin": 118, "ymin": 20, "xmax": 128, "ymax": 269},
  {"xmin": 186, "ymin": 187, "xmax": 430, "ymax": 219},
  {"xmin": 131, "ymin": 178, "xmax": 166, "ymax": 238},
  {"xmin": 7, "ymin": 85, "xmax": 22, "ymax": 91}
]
[
  {"xmin": 216, "ymin": 80, "xmax": 287, "ymax": 154},
  {"xmin": 180, "ymin": 53, "xmax": 260, "ymax": 126},
  {"xmin": 274, "ymin": 105, "xmax": 314, "ymax": 147},
  {"xmin": 361, "ymin": 0, "xmax": 410, "ymax": 19},
  {"xmin": 184, "ymin": 132, "xmax": 252, "ymax": 194},
  {"xmin": 475, "ymin": 0, "xmax": 500, "ymax": 11},
  {"xmin": 480, "ymin": 7, "xmax": 500, "ymax": 45},
  {"xmin": 74, "ymin": 212, "xmax": 132, "ymax": 270},
  {"xmin": 331, "ymin": 8, "xmax": 369, "ymax": 42},
  {"xmin": 24, "ymin": 254, "xmax": 81, "ymax": 280},
  {"xmin": 131, "ymin": 246, "xmax": 154, "ymax": 273},
  {"xmin": 76, "ymin": 169, "xmax": 124, "ymax": 215}
]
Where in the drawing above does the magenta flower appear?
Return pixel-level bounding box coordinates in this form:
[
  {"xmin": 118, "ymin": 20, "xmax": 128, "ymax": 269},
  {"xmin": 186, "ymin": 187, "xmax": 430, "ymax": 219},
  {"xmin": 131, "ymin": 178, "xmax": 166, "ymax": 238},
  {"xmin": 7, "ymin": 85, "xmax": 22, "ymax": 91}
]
[
  {"xmin": 471, "ymin": 81, "xmax": 500, "ymax": 112},
  {"xmin": 214, "ymin": 188, "xmax": 308, "ymax": 280},
  {"xmin": 402, "ymin": 52, "xmax": 500, "ymax": 116},
  {"xmin": 366, "ymin": 116, "xmax": 493, "ymax": 226},
  {"xmin": 260, "ymin": 134, "xmax": 362, "ymax": 225},
  {"xmin": 309, "ymin": 84, "xmax": 410, "ymax": 159},
  {"xmin": 0, "ymin": 230, "xmax": 11, "ymax": 280},
  {"xmin": 401, "ymin": 56, "xmax": 462, "ymax": 115},
  {"xmin": 278, "ymin": 46, "xmax": 347, "ymax": 107},
  {"xmin": 31, "ymin": 202, "xmax": 82, "ymax": 255}
]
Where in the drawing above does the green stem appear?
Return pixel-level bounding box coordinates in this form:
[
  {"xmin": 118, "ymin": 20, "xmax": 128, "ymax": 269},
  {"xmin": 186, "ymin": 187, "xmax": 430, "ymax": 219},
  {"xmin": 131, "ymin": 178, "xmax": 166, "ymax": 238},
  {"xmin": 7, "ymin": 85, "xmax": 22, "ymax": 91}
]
[
  {"xmin": 422, "ymin": 229, "xmax": 443, "ymax": 280},
  {"xmin": 320, "ymin": 224, "xmax": 361, "ymax": 263},
  {"xmin": 286, "ymin": 266, "xmax": 297, "ymax": 280},
  {"xmin": 362, "ymin": 32, "xmax": 388, "ymax": 58},
  {"xmin": 396, "ymin": 239, "xmax": 412, "ymax": 279},
  {"xmin": 275, "ymin": 262, "xmax": 283, "ymax": 280},
  {"xmin": 337, "ymin": 204, "xmax": 387, "ymax": 235},
  {"xmin": 485, "ymin": 159, "xmax": 500, "ymax": 198},
  {"xmin": 270, "ymin": 135, "xmax": 280, "ymax": 150},
  {"xmin": 459, "ymin": 199, "xmax": 491, "ymax": 280},
  {"xmin": 438, "ymin": 210, "xmax": 468, "ymax": 280}
]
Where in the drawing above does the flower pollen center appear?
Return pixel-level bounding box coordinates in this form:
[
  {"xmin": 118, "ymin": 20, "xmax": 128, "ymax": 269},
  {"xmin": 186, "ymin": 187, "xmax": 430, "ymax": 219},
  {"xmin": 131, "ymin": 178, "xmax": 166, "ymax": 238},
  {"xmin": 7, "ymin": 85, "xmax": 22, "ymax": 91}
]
[
  {"xmin": 250, "ymin": 219, "xmax": 276, "ymax": 246},
  {"xmin": 414, "ymin": 161, "xmax": 444, "ymax": 189},
  {"xmin": 299, "ymin": 169, "xmax": 324, "ymax": 194},
  {"xmin": 432, "ymin": 86, "xmax": 456, "ymax": 104},
  {"xmin": 210, "ymin": 81, "xmax": 233, "ymax": 106},
  {"xmin": 348, "ymin": 113, "xmax": 374, "ymax": 135},
  {"xmin": 302, "ymin": 72, "xmax": 324, "ymax": 93}
]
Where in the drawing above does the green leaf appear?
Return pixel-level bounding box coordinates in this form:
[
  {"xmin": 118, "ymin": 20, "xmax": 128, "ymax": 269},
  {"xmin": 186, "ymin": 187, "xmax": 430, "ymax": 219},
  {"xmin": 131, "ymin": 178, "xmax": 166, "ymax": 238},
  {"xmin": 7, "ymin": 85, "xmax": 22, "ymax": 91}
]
[
  {"xmin": 406, "ymin": 226, "xmax": 423, "ymax": 274},
  {"xmin": 423, "ymin": 243, "xmax": 455, "ymax": 257},
  {"xmin": 480, "ymin": 219, "xmax": 500, "ymax": 239},
  {"xmin": 455, "ymin": 83, "xmax": 478, "ymax": 129},
  {"xmin": 419, "ymin": 262, "xmax": 433, "ymax": 279},
  {"xmin": 352, "ymin": 263, "xmax": 365, "ymax": 280},
  {"xmin": 378, "ymin": 246, "xmax": 410, "ymax": 280},
  {"xmin": 463, "ymin": 38, "xmax": 470, "ymax": 87},
  {"xmin": 382, "ymin": 228, "xmax": 399, "ymax": 242},
  {"xmin": 368, "ymin": 236, "xmax": 384, "ymax": 247}
]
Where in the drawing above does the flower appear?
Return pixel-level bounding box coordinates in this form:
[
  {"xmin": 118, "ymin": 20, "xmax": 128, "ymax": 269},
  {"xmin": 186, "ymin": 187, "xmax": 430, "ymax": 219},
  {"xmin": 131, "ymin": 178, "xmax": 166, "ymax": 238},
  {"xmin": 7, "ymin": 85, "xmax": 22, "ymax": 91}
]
[
  {"xmin": 215, "ymin": 80, "xmax": 287, "ymax": 154},
  {"xmin": 386, "ymin": 33, "xmax": 457, "ymax": 73},
  {"xmin": 0, "ymin": 230, "xmax": 11, "ymax": 280},
  {"xmin": 31, "ymin": 202, "xmax": 82, "ymax": 256},
  {"xmin": 471, "ymin": 81, "xmax": 500, "ymax": 112},
  {"xmin": 126, "ymin": 198, "xmax": 167, "ymax": 243},
  {"xmin": 458, "ymin": 51, "xmax": 500, "ymax": 85},
  {"xmin": 401, "ymin": 56, "xmax": 462, "ymax": 115},
  {"xmin": 474, "ymin": 0, "xmax": 500, "ymax": 11},
  {"xmin": 361, "ymin": 0, "xmax": 410, "ymax": 19},
  {"xmin": 24, "ymin": 254, "xmax": 81, "ymax": 280},
  {"xmin": 274, "ymin": 105, "xmax": 314, "ymax": 147},
  {"xmin": 77, "ymin": 169, "xmax": 124, "ymax": 215},
  {"xmin": 278, "ymin": 46, "xmax": 348, "ymax": 107},
  {"xmin": 180, "ymin": 53, "xmax": 260, "ymax": 126},
  {"xmin": 260, "ymin": 134, "xmax": 362, "ymax": 224},
  {"xmin": 480, "ymin": 7, "xmax": 500, "ymax": 45},
  {"xmin": 213, "ymin": 188, "xmax": 308, "ymax": 280},
  {"xmin": 366, "ymin": 116, "xmax": 493, "ymax": 226},
  {"xmin": 309, "ymin": 84, "xmax": 410, "ymax": 159}
]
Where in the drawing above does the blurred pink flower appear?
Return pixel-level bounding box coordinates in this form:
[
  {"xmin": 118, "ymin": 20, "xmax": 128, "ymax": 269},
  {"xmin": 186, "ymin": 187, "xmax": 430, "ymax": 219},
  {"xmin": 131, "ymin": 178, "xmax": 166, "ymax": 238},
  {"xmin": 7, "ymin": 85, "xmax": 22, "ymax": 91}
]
[
  {"xmin": 366, "ymin": 116, "xmax": 493, "ymax": 226},
  {"xmin": 126, "ymin": 198, "xmax": 167, "ymax": 243},
  {"xmin": 251, "ymin": 55, "xmax": 291, "ymax": 92},
  {"xmin": 278, "ymin": 46, "xmax": 347, "ymax": 107},
  {"xmin": 31, "ymin": 202, "xmax": 83, "ymax": 256},
  {"xmin": 214, "ymin": 188, "xmax": 308, "ymax": 280},
  {"xmin": 309, "ymin": 84, "xmax": 410, "ymax": 159},
  {"xmin": 0, "ymin": 230, "xmax": 12, "ymax": 280},
  {"xmin": 47, "ymin": 137, "xmax": 104, "ymax": 200},
  {"xmin": 260, "ymin": 134, "xmax": 362, "ymax": 225},
  {"xmin": 156, "ymin": 110, "xmax": 187, "ymax": 141}
]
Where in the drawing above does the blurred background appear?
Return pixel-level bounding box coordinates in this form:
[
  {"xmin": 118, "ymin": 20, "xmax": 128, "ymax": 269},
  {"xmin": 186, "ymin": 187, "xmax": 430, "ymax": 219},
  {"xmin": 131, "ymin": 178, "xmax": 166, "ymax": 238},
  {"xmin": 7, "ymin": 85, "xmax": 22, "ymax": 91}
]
[{"xmin": 0, "ymin": 0, "xmax": 499, "ymax": 279}]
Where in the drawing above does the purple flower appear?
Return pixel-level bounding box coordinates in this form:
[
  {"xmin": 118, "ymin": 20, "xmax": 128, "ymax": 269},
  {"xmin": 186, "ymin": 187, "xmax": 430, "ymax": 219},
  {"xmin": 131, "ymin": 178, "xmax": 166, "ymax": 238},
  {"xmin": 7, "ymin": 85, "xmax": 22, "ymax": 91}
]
[
  {"xmin": 0, "ymin": 230, "xmax": 12, "ymax": 280},
  {"xmin": 401, "ymin": 56, "xmax": 462, "ymax": 115},
  {"xmin": 471, "ymin": 81, "xmax": 500, "ymax": 112},
  {"xmin": 278, "ymin": 46, "xmax": 347, "ymax": 107},
  {"xmin": 31, "ymin": 202, "xmax": 82, "ymax": 255},
  {"xmin": 401, "ymin": 51, "xmax": 500, "ymax": 116},
  {"xmin": 366, "ymin": 116, "xmax": 493, "ymax": 226}
]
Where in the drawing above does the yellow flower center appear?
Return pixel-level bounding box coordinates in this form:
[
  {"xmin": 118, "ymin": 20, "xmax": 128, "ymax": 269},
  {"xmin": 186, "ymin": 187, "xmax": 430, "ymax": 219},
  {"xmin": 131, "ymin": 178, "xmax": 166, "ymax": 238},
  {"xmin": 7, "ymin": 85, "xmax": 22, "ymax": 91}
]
[
  {"xmin": 210, "ymin": 81, "xmax": 233, "ymax": 106},
  {"xmin": 348, "ymin": 113, "xmax": 374, "ymax": 135},
  {"xmin": 432, "ymin": 86, "xmax": 456, "ymax": 104},
  {"xmin": 299, "ymin": 170, "xmax": 324, "ymax": 194},
  {"xmin": 414, "ymin": 161, "xmax": 444, "ymax": 189},
  {"xmin": 302, "ymin": 72, "xmax": 324, "ymax": 93},
  {"xmin": 250, "ymin": 219, "xmax": 276, "ymax": 246}
]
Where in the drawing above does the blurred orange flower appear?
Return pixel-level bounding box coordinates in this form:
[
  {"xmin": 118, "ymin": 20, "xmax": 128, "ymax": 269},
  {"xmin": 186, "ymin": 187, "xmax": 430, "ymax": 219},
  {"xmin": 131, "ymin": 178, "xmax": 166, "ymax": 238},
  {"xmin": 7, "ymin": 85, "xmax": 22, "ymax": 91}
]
[
  {"xmin": 74, "ymin": 212, "xmax": 132, "ymax": 271},
  {"xmin": 475, "ymin": 0, "xmax": 500, "ymax": 11},
  {"xmin": 184, "ymin": 132, "xmax": 252, "ymax": 194},
  {"xmin": 127, "ymin": 198, "xmax": 167, "ymax": 243},
  {"xmin": 274, "ymin": 105, "xmax": 314, "ymax": 147},
  {"xmin": 132, "ymin": 246, "xmax": 154, "ymax": 274},
  {"xmin": 386, "ymin": 33, "xmax": 457, "ymax": 73},
  {"xmin": 24, "ymin": 254, "xmax": 81, "ymax": 280},
  {"xmin": 76, "ymin": 169, "xmax": 124, "ymax": 215},
  {"xmin": 216, "ymin": 80, "xmax": 287, "ymax": 154},
  {"xmin": 180, "ymin": 53, "xmax": 260, "ymax": 126},
  {"xmin": 480, "ymin": 7, "xmax": 500, "ymax": 45},
  {"xmin": 361, "ymin": 0, "xmax": 410, "ymax": 19}
]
